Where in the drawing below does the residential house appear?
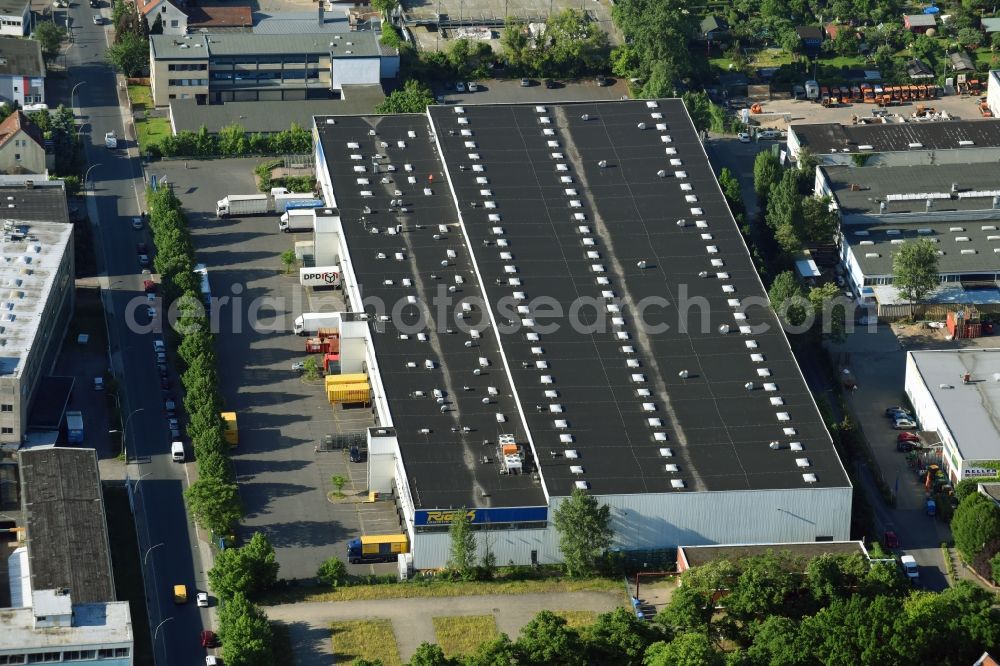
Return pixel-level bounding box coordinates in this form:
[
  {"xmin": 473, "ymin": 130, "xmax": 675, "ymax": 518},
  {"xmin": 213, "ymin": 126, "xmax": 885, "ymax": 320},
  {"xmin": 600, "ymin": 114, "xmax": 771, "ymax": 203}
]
[
  {"xmin": 0, "ymin": 0, "xmax": 29, "ymax": 37},
  {"xmin": 136, "ymin": 0, "xmax": 188, "ymax": 35},
  {"xmin": 795, "ymin": 25, "xmax": 823, "ymax": 55},
  {"xmin": 906, "ymin": 58, "xmax": 934, "ymax": 79},
  {"xmin": 0, "ymin": 110, "xmax": 45, "ymax": 174},
  {"xmin": 904, "ymin": 14, "xmax": 936, "ymax": 33},
  {"xmin": 186, "ymin": 5, "xmax": 252, "ymax": 32},
  {"xmin": 0, "ymin": 37, "xmax": 44, "ymax": 107},
  {"xmin": 699, "ymin": 15, "xmax": 728, "ymax": 42}
]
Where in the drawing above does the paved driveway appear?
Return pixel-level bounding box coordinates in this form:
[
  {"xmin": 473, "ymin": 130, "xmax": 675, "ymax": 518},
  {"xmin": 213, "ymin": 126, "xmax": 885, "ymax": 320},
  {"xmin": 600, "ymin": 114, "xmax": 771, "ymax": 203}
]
[{"xmin": 267, "ymin": 590, "xmax": 624, "ymax": 664}]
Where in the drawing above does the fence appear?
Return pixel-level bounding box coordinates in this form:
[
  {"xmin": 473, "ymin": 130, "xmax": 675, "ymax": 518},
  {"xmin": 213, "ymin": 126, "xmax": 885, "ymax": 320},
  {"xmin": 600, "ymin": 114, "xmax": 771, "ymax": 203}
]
[{"xmin": 317, "ymin": 431, "xmax": 366, "ymax": 451}]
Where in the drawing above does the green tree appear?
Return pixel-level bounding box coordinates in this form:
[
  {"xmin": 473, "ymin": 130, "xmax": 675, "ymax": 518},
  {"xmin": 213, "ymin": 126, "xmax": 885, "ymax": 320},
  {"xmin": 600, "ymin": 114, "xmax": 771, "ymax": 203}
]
[
  {"xmin": 952, "ymin": 492, "xmax": 1000, "ymax": 569},
  {"xmin": 552, "ymin": 487, "xmax": 612, "ymax": 577},
  {"xmin": 371, "ymin": 0, "xmax": 398, "ymax": 17},
  {"xmin": 768, "ymin": 271, "xmax": 808, "ymax": 328},
  {"xmin": 892, "ymin": 238, "xmax": 939, "ymax": 305},
  {"xmin": 723, "ymin": 551, "xmax": 803, "ymax": 624},
  {"xmin": 302, "ymin": 355, "xmax": 320, "ymax": 380},
  {"xmin": 184, "ymin": 476, "xmax": 242, "ymax": 536},
  {"xmin": 197, "ymin": 449, "xmax": 231, "ymax": 481},
  {"xmin": 280, "ymin": 248, "xmax": 297, "ymax": 274},
  {"xmin": 316, "ymin": 556, "xmax": 348, "ymax": 588},
  {"xmin": 800, "ymin": 196, "xmax": 840, "ymax": 244},
  {"xmin": 207, "ymin": 532, "xmax": 280, "ymax": 600},
  {"xmin": 746, "ymin": 615, "xmax": 810, "ymax": 666},
  {"xmin": 464, "ymin": 635, "xmax": 518, "ymax": 666},
  {"xmin": 644, "ymin": 633, "xmax": 723, "ymax": 666},
  {"xmin": 798, "ymin": 595, "xmax": 899, "ymax": 666},
  {"xmin": 408, "ymin": 643, "xmax": 458, "ymax": 666},
  {"xmin": 34, "ymin": 21, "xmax": 66, "ymax": 63},
  {"xmin": 718, "ymin": 168, "xmax": 744, "ymax": 217},
  {"xmin": 218, "ymin": 592, "xmax": 274, "ymax": 666},
  {"xmin": 586, "ymin": 607, "xmax": 664, "ymax": 666},
  {"xmin": 611, "ymin": 0, "xmax": 696, "ymax": 83},
  {"xmin": 375, "ymin": 80, "xmax": 435, "ymax": 114},
  {"xmin": 331, "ymin": 474, "xmax": 347, "ymax": 497},
  {"xmin": 808, "ymin": 282, "xmax": 847, "ymax": 343},
  {"xmin": 538, "ymin": 8, "xmax": 609, "ymax": 77},
  {"xmin": 446, "ymin": 508, "xmax": 478, "ymax": 580},
  {"xmin": 654, "ymin": 585, "xmax": 713, "ymax": 635},
  {"xmin": 681, "ymin": 90, "xmax": 713, "ymax": 134},
  {"xmin": 752, "ymin": 151, "xmax": 782, "ymax": 203},
  {"xmin": 106, "ymin": 31, "xmax": 149, "ymax": 77},
  {"xmin": 992, "ymin": 31, "xmax": 1000, "ymax": 52},
  {"xmin": 909, "ymin": 34, "xmax": 938, "ymax": 62},
  {"xmin": 515, "ymin": 610, "xmax": 585, "ymax": 666},
  {"xmin": 956, "ymin": 27, "xmax": 982, "ymax": 49},
  {"xmin": 218, "ymin": 123, "xmax": 248, "ymax": 155}
]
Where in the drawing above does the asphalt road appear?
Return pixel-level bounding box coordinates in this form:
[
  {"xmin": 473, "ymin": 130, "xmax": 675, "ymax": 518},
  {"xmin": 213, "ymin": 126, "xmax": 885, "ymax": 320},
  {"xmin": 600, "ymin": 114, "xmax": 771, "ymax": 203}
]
[{"xmin": 57, "ymin": 5, "xmax": 209, "ymax": 664}]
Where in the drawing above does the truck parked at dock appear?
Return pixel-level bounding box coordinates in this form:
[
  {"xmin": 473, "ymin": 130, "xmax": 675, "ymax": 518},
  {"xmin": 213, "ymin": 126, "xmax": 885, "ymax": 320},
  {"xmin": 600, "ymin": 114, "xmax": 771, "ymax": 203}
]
[
  {"xmin": 217, "ymin": 189, "xmax": 324, "ymax": 218},
  {"xmin": 347, "ymin": 534, "xmax": 409, "ymax": 564}
]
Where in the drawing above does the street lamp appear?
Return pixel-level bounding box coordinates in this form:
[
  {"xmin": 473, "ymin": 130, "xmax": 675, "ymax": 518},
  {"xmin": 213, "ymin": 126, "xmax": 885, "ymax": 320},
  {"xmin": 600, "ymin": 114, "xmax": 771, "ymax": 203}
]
[
  {"xmin": 84, "ymin": 163, "xmax": 102, "ymax": 192},
  {"xmin": 144, "ymin": 542, "xmax": 164, "ymax": 566},
  {"xmin": 71, "ymin": 82, "xmax": 86, "ymax": 110},
  {"xmin": 110, "ymin": 407, "xmax": 145, "ymax": 463}
]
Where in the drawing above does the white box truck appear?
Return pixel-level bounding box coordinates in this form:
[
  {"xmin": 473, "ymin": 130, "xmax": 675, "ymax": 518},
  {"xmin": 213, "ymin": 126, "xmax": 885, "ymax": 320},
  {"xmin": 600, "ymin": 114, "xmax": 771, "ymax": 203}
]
[
  {"xmin": 216, "ymin": 194, "xmax": 270, "ymax": 218},
  {"xmin": 171, "ymin": 441, "xmax": 185, "ymax": 462},
  {"xmin": 293, "ymin": 312, "xmax": 339, "ymax": 336},
  {"xmin": 278, "ymin": 208, "xmax": 316, "ymax": 233},
  {"xmin": 900, "ymin": 554, "xmax": 919, "ymax": 583}
]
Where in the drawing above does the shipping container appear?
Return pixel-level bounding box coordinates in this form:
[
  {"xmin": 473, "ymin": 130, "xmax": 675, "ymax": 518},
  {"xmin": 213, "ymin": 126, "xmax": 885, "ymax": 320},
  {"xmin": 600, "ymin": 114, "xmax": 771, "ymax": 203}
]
[
  {"xmin": 316, "ymin": 328, "xmax": 338, "ymax": 339},
  {"xmin": 324, "ymin": 353, "xmax": 341, "ymax": 374},
  {"xmin": 221, "ymin": 411, "xmax": 238, "ymax": 446},
  {"xmin": 305, "ymin": 336, "xmax": 339, "ymax": 354},
  {"xmin": 325, "ymin": 373, "xmax": 368, "ymax": 387},
  {"xmin": 946, "ymin": 311, "xmax": 981, "ymax": 339},
  {"xmin": 328, "ymin": 383, "xmax": 371, "ymax": 405}
]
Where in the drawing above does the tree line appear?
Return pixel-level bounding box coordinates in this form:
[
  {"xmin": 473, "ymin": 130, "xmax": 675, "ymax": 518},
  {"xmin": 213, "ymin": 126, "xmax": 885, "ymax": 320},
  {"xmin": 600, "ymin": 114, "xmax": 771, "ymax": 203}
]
[
  {"xmin": 147, "ymin": 123, "xmax": 313, "ymax": 160},
  {"xmin": 360, "ymin": 550, "xmax": 1000, "ymax": 666}
]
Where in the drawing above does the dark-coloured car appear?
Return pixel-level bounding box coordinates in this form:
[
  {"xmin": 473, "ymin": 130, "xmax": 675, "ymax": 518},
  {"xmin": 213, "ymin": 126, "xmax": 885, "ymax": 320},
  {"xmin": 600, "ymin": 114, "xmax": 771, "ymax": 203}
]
[
  {"xmin": 596, "ymin": 75, "xmax": 610, "ymax": 87},
  {"xmin": 883, "ymin": 530, "xmax": 899, "ymax": 549},
  {"xmin": 896, "ymin": 439, "xmax": 913, "ymax": 452},
  {"xmin": 349, "ymin": 445, "xmax": 363, "ymax": 462},
  {"xmin": 544, "ymin": 79, "xmax": 560, "ymax": 89},
  {"xmin": 136, "ymin": 242, "xmax": 148, "ymax": 254},
  {"xmin": 885, "ymin": 406, "xmax": 911, "ymax": 418},
  {"xmin": 200, "ymin": 630, "xmax": 218, "ymax": 648}
]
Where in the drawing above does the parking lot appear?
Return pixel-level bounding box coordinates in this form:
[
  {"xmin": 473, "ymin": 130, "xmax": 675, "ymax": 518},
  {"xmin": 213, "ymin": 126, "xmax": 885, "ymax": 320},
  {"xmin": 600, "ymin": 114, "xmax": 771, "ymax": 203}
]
[
  {"xmin": 155, "ymin": 158, "xmax": 401, "ymax": 580},
  {"xmin": 434, "ymin": 76, "xmax": 630, "ymax": 105}
]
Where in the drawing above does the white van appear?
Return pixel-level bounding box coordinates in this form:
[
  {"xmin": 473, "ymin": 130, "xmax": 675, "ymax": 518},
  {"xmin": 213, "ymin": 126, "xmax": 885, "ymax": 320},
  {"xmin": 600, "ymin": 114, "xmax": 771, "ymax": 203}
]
[{"xmin": 170, "ymin": 441, "xmax": 185, "ymax": 462}]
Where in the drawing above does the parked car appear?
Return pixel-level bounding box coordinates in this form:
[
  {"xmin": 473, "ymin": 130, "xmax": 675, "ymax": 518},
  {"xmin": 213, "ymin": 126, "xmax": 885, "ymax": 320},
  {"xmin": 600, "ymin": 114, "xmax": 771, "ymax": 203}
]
[
  {"xmin": 897, "ymin": 431, "xmax": 921, "ymax": 443},
  {"xmin": 520, "ymin": 78, "xmax": 532, "ymax": 87},
  {"xmin": 737, "ymin": 132, "xmax": 751, "ymax": 143},
  {"xmin": 467, "ymin": 81, "xmax": 479, "ymax": 92},
  {"xmin": 291, "ymin": 361, "xmax": 305, "ymax": 372},
  {"xmin": 544, "ymin": 79, "xmax": 559, "ymax": 89},
  {"xmin": 92, "ymin": 14, "xmax": 101, "ymax": 24},
  {"xmin": 883, "ymin": 530, "xmax": 899, "ymax": 549},
  {"xmin": 138, "ymin": 254, "xmax": 150, "ymax": 267},
  {"xmin": 196, "ymin": 592, "xmax": 209, "ymax": 608},
  {"xmin": 896, "ymin": 439, "xmax": 914, "ymax": 452},
  {"xmin": 885, "ymin": 406, "xmax": 911, "ymax": 417},
  {"xmin": 146, "ymin": 306, "xmax": 157, "ymax": 319},
  {"xmin": 595, "ymin": 75, "xmax": 609, "ymax": 86},
  {"xmin": 455, "ymin": 82, "xmax": 465, "ymax": 92},
  {"xmin": 132, "ymin": 216, "xmax": 143, "ymax": 230},
  {"xmin": 200, "ymin": 630, "xmax": 218, "ymax": 648},
  {"xmin": 757, "ymin": 129, "xmax": 779, "ymax": 140},
  {"xmin": 349, "ymin": 445, "xmax": 363, "ymax": 462},
  {"xmin": 893, "ymin": 418, "xmax": 918, "ymax": 430},
  {"xmin": 153, "ymin": 338, "xmax": 165, "ymax": 352}
]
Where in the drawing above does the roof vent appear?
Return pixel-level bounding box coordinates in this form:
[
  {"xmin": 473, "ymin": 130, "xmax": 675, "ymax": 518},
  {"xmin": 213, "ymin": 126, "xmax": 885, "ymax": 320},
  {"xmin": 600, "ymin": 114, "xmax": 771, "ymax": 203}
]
[
  {"xmin": 802, "ymin": 473, "xmax": 817, "ymax": 483},
  {"xmin": 575, "ymin": 480, "xmax": 589, "ymax": 490},
  {"xmin": 670, "ymin": 479, "xmax": 685, "ymax": 489}
]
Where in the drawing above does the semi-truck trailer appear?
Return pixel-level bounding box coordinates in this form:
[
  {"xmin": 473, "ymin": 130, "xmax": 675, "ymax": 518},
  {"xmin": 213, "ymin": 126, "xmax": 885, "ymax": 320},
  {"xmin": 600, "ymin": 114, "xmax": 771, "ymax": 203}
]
[
  {"xmin": 66, "ymin": 410, "xmax": 84, "ymax": 444},
  {"xmin": 216, "ymin": 194, "xmax": 269, "ymax": 218},
  {"xmin": 293, "ymin": 312, "xmax": 339, "ymax": 336},
  {"xmin": 278, "ymin": 208, "xmax": 316, "ymax": 233},
  {"xmin": 347, "ymin": 534, "xmax": 409, "ymax": 564}
]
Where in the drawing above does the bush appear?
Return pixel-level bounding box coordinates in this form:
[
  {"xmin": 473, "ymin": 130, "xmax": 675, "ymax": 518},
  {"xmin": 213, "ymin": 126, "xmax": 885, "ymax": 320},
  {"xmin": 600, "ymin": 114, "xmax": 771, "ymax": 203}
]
[
  {"xmin": 317, "ymin": 557, "xmax": 348, "ymax": 588},
  {"xmin": 156, "ymin": 123, "xmax": 313, "ymax": 158}
]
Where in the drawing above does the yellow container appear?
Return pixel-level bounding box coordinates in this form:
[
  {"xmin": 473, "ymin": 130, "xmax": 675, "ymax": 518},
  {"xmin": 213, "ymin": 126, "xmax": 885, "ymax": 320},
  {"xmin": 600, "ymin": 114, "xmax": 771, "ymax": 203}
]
[
  {"xmin": 221, "ymin": 411, "xmax": 238, "ymax": 446},
  {"xmin": 328, "ymin": 382, "xmax": 371, "ymax": 405},
  {"xmin": 325, "ymin": 373, "xmax": 368, "ymax": 387}
]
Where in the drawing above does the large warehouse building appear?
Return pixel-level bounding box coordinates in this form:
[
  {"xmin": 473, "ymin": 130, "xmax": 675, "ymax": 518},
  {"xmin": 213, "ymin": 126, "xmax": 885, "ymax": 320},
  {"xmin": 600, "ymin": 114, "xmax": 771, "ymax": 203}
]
[{"xmin": 311, "ymin": 100, "xmax": 852, "ymax": 569}]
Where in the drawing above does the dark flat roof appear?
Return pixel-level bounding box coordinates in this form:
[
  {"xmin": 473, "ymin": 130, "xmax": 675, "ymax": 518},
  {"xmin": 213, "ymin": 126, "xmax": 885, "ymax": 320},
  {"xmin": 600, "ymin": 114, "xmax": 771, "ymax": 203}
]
[
  {"xmin": 170, "ymin": 86, "xmax": 385, "ymax": 133},
  {"xmin": 0, "ymin": 36, "xmax": 43, "ymax": 78},
  {"xmin": 428, "ymin": 100, "xmax": 848, "ymax": 496},
  {"xmin": 315, "ymin": 116, "xmax": 546, "ymax": 511},
  {"xmin": 679, "ymin": 540, "xmax": 867, "ymax": 569},
  {"xmin": 791, "ymin": 119, "xmax": 1000, "ymax": 155},
  {"xmin": 0, "ymin": 182, "xmax": 69, "ymax": 223},
  {"xmin": 844, "ymin": 219, "xmax": 1000, "ymax": 278},
  {"xmin": 18, "ymin": 447, "xmax": 115, "ymax": 603}
]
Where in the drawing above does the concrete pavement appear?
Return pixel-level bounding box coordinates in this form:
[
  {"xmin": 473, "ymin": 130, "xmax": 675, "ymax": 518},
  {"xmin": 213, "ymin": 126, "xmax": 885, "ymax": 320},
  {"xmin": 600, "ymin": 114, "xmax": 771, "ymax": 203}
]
[{"xmin": 267, "ymin": 590, "xmax": 624, "ymax": 664}]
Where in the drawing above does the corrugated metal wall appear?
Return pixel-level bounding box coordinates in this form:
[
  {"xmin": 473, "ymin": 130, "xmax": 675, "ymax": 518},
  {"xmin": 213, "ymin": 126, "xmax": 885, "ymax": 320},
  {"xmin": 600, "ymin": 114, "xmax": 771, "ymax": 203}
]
[{"xmin": 412, "ymin": 486, "xmax": 852, "ymax": 569}]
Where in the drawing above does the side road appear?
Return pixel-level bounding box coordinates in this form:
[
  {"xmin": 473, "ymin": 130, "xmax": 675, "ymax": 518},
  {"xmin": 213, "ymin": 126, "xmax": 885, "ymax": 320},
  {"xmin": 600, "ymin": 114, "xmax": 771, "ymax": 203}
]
[{"xmin": 266, "ymin": 590, "xmax": 624, "ymax": 664}]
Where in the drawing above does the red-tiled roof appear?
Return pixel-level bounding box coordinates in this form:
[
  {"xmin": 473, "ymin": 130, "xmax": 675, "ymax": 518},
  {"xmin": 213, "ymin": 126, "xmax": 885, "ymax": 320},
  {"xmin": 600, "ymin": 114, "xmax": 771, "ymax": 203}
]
[
  {"xmin": 186, "ymin": 5, "xmax": 251, "ymax": 27},
  {"xmin": 0, "ymin": 111, "xmax": 42, "ymax": 150}
]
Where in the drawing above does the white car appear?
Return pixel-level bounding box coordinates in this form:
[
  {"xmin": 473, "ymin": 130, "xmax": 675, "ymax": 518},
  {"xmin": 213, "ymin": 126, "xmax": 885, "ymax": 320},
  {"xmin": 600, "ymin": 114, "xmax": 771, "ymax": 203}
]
[
  {"xmin": 893, "ymin": 418, "xmax": 917, "ymax": 430},
  {"xmin": 757, "ymin": 129, "xmax": 779, "ymax": 140},
  {"xmin": 291, "ymin": 361, "xmax": 305, "ymax": 372},
  {"xmin": 467, "ymin": 82, "xmax": 478, "ymax": 92},
  {"xmin": 737, "ymin": 132, "xmax": 751, "ymax": 143},
  {"xmin": 92, "ymin": 14, "xmax": 101, "ymax": 24},
  {"xmin": 455, "ymin": 82, "xmax": 465, "ymax": 92},
  {"xmin": 206, "ymin": 657, "xmax": 219, "ymax": 666},
  {"xmin": 196, "ymin": 592, "xmax": 209, "ymax": 607}
]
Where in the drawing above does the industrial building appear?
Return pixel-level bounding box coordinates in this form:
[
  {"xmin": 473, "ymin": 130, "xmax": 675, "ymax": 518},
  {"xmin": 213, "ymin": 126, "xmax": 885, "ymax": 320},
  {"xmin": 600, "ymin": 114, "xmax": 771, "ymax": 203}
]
[
  {"xmin": 0, "ymin": 36, "xmax": 44, "ymax": 108},
  {"xmin": 148, "ymin": 19, "xmax": 399, "ymax": 107},
  {"xmin": 818, "ymin": 162, "xmax": 1000, "ymax": 309},
  {"xmin": 311, "ymin": 100, "xmax": 852, "ymax": 569},
  {"xmin": 0, "ymin": 447, "xmax": 133, "ymax": 664},
  {"xmin": 988, "ymin": 70, "xmax": 1000, "ymax": 118},
  {"xmin": 0, "ymin": 182, "xmax": 73, "ymax": 448},
  {"xmin": 788, "ymin": 118, "xmax": 1000, "ymax": 165},
  {"xmin": 905, "ymin": 350, "xmax": 1000, "ymax": 483}
]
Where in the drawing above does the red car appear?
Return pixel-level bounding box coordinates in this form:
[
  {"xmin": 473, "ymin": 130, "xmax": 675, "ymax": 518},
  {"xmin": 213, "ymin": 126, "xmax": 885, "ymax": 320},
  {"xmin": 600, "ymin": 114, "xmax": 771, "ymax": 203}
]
[
  {"xmin": 883, "ymin": 531, "xmax": 899, "ymax": 549},
  {"xmin": 897, "ymin": 432, "xmax": 921, "ymax": 443},
  {"xmin": 200, "ymin": 630, "xmax": 218, "ymax": 648}
]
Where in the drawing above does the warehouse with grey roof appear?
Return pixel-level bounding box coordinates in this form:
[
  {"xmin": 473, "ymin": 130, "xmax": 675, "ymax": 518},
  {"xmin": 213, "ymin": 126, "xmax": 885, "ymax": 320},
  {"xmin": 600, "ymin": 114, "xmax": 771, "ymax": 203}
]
[{"xmin": 312, "ymin": 100, "xmax": 852, "ymax": 569}]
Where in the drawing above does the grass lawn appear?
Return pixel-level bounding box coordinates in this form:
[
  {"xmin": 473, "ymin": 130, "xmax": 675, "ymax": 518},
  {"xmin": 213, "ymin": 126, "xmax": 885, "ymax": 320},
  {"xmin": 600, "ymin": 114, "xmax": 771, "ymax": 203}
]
[
  {"xmin": 127, "ymin": 84, "xmax": 153, "ymax": 110},
  {"xmin": 136, "ymin": 116, "xmax": 171, "ymax": 152},
  {"xmin": 432, "ymin": 615, "xmax": 499, "ymax": 657},
  {"xmin": 555, "ymin": 610, "xmax": 598, "ymax": 629},
  {"xmin": 330, "ymin": 619, "xmax": 402, "ymax": 666},
  {"xmin": 263, "ymin": 575, "xmax": 624, "ymax": 605},
  {"xmin": 753, "ymin": 47, "xmax": 794, "ymax": 67}
]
